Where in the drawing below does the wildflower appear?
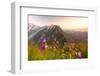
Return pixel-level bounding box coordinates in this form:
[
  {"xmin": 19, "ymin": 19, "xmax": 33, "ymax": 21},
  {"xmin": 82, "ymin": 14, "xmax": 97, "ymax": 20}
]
[{"xmin": 78, "ymin": 51, "xmax": 82, "ymax": 58}]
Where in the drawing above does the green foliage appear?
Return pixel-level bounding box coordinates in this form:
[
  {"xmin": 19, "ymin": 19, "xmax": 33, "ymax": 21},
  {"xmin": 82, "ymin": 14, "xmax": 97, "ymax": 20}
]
[
  {"xmin": 76, "ymin": 42, "xmax": 88, "ymax": 58},
  {"xmin": 28, "ymin": 42, "xmax": 45, "ymax": 60},
  {"xmin": 28, "ymin": 40, "xmax": 88, "ymax": 61},
  {"xmin": 28, "ymin": 43, "xmax": 61, "ymax": 60},
  {"xmin": 28, "ymin": 25, "xmax": 88, "ymax": 60}
]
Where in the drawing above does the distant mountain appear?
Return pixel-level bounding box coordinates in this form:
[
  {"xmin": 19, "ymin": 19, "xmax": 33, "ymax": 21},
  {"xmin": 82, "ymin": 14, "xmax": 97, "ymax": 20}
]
[
  {"xmin": 29, "ymin": 24, "xmax": 88, "ymax": 46},
  {"xmin": 64, "ymin": 30, "xmax": 88, "ymax": 42},
  {"xmin": 28, "ymin": 23, "xmax": 41, "ymax": 40},
  {"xmin": 28, "ymin": 23, "xmax": 40, "ymax": 32},
  {"xmin": 31, "ymin": 25, "xmax": 67, "ymax": 48}
]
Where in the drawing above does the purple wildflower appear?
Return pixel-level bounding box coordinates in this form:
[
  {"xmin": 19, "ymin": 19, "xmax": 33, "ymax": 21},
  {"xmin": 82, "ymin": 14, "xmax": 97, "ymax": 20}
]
[
  {"xmin": 41, "ymin": 37, "xmax": 46, "ymax": 42},
  {"xmin": 41, "ymin": 45, "xmax": 48, "ymax": 50}
]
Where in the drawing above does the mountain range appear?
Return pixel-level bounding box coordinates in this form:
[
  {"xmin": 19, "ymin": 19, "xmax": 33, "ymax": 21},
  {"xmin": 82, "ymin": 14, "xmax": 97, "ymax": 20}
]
[{"xmin": 28, "ymin": 24, "xmax": 87, "ymax": 47}]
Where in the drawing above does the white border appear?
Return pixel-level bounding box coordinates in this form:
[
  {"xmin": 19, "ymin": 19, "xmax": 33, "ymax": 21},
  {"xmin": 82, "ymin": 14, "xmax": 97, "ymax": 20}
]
[{"xmin": 11, "ymin": 2, "xmax": 97, "ymax": 74}]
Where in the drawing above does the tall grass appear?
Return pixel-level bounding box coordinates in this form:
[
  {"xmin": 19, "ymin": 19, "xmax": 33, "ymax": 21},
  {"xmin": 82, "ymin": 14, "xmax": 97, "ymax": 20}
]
[{"xmin": 28, "ymin": 41, "xmax": 88, "ymax": 60}]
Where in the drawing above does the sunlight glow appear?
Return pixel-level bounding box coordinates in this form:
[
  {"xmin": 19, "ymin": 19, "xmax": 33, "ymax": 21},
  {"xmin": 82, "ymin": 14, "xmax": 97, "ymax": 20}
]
[{"xmin": 29, "ymin": 15, "xmax": 88, "ymax": 31}]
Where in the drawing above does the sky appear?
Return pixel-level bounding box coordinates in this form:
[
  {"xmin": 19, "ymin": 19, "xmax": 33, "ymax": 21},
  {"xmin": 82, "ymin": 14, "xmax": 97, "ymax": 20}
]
[{"xmin": 28, "ymin": 15, "xmax": 88, "ymax": 31}]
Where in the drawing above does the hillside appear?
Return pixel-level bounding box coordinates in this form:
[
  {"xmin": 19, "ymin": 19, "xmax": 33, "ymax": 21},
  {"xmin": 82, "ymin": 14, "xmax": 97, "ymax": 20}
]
[{"xmin": 28, "ymin": 24, "xmax": 88, "ymax": 60}]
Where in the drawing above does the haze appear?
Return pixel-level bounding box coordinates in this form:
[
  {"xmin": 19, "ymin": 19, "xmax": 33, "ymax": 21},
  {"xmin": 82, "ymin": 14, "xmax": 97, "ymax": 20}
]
[{"xmin": 29, "ymin": 15, "xmax": 88, "ymax": 32}]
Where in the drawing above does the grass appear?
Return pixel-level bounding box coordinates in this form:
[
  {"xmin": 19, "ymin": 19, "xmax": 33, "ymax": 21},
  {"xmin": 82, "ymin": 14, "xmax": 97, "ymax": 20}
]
[{"xmin": 28, "ymin": 40, "xmax": 88, "ymax": 61}]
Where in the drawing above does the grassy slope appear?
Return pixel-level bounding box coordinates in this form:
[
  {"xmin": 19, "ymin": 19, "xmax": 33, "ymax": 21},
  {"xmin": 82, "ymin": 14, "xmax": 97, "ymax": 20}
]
[{"xmin": 28, "ymin": 40, "xmax": 88, "ymax": 61}]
